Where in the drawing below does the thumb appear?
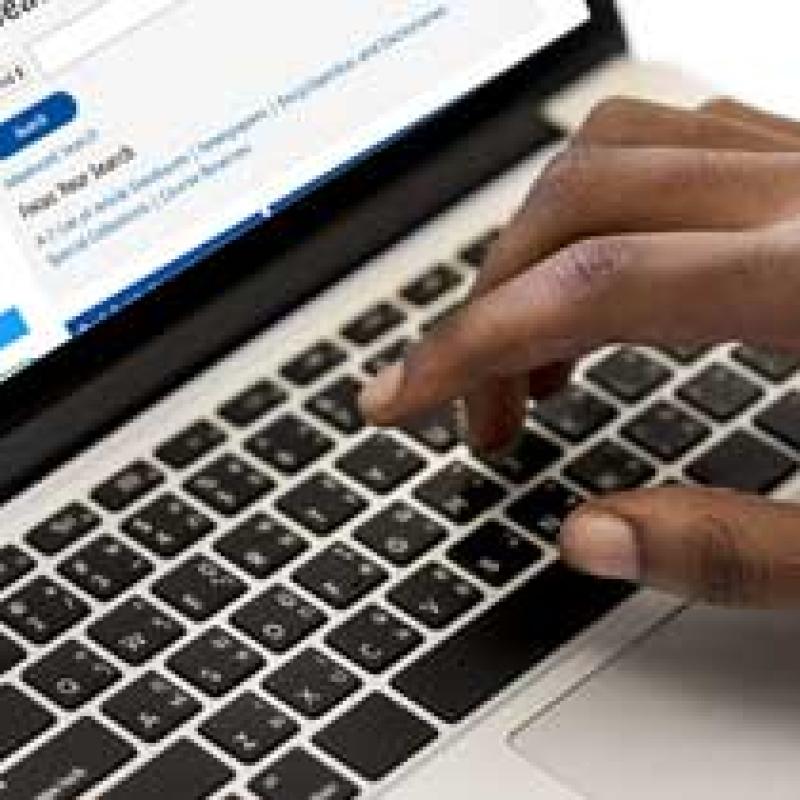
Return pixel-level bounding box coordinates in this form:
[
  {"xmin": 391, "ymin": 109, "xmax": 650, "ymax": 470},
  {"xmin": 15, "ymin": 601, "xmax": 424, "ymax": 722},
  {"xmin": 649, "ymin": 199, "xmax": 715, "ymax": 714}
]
[{"xmin": 559, "ymin": 487, "xmax": 800, "ymax": 608}]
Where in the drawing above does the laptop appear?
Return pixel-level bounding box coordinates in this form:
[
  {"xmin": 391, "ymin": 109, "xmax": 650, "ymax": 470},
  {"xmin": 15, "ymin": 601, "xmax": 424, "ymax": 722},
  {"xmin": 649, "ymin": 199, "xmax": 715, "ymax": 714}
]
[{"xmin": 1, "ymin": 1, "xmax": 799, "ymax": 798}]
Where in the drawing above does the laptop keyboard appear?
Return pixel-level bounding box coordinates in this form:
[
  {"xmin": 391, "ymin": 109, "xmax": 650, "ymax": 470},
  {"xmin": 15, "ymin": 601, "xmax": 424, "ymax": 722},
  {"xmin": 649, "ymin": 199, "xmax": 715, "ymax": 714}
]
[{"xmin": 2, "ymin": 226, "xmax": 800, "ymax": 799}]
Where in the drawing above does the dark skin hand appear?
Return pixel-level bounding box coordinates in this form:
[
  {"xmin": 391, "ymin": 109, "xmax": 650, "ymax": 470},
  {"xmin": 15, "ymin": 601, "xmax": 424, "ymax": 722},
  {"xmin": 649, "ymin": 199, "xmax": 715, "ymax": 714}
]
[{"xmin": 359, "ymin": 97, "xmax": 800, "ymax": 609}]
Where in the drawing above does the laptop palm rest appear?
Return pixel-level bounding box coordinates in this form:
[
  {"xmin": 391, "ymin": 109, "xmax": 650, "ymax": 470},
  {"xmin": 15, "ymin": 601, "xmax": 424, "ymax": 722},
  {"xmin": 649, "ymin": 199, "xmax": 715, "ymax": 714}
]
[{"xmin": 511, "ymin": 604, "xmax": 800, "ymax": 800}]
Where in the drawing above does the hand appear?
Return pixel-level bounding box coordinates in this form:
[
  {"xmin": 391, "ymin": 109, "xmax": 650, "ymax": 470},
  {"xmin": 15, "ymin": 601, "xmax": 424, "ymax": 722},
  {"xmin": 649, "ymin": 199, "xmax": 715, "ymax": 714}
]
[{"xmin": 359, "ymin": 97, "xmax": 800, "ymax": 608}]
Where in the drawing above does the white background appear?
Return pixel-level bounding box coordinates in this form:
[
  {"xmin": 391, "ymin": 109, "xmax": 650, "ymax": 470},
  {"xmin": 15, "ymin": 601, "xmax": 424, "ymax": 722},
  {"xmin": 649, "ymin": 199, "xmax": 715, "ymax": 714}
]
[{"xmin": 618, "ymin": 1, "xmax": 800, "ymax": 118}]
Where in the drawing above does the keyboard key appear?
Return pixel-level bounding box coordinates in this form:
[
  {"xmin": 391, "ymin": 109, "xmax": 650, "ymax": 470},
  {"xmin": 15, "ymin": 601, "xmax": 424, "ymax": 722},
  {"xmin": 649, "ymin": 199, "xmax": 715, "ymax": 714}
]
[
  {"xmin": 757, "ymin": 391, "xmax": 800, "ymax": 451},
  {"xmin": 281, "ymin": 341, "xmax": 348, "ymax": 387},
  {"xmin": 89, "ymin": 597, "xmax": 184, "ymax": 665},
  {"xmin": 415, "ymin": 462, "xmax": 505, "ymax": 524},
  {"xmin": 392, "ymin": 564, "xmax": 633, "ymax": 723},
  {"xmin": 449, "ymin": 520, "xmax": 542, "ymax": 587},
  {"xmin": 622, "ymin": 401, "xmax": 710, "ymax": 462},
  {"xmin": 306, "ymin": 376, "xmax": 365, "ymax": 434},
  {"xmin": 122, "ymin": 493, "xmax": 214, "ymax": 557},
  {"xmin": 215, "ymin": 513, "xmax": 307, "ymax": 578},
  {"xmin": 421, "ymin": 302, "xmax": 463, "ymax": 334},
  {"xmin": 481, "ymin": 429, "xmax": 562, "ymax": 484},
  {"xmin": 168, "ymin": 627, "xmax": 264, "ymax": 697},
  {"xmin": 155, "ymin": 419, "xmax": 226, "ymax": 469},
  {"xmin": 565, "ymin": 441, "xmax": 656, "ymax": 494},
  {"xmin": 0, "ymin": 718, "xmax": 134, "ymax": 800},
  {"xmin": 185, "ymin": 454, "xmax": 274, "ymax": 516},
  {"xmin": 364, "ymin": 338, "xmax": 411, "ymax": 376},
  {"xmin": 250, "ymin": 749, "xmax": 357, "ymax": 800},
  {"xmin": 91, "ymin": 461, "xmax": 165, "ymax": 512},
  {"xmin": 246, "ymin": 414, "xmax": 332, "ymax": 475},
  {"xmin": 104, "ymin": 671, "xmax": 200, "ymax": 742},
  {"xmin": 337, "ymin": 433, "xmax": 425, "ymax": 493},
  {"xmin": 25, "ymin": 502, "xmax": 101, "ymax": 555},
  {"xmin": 506, "ymin": 479, "xmax": 584, "ymax": 543},
  {"xmin": 586, "ymin": 348, "xmax": 671, "ymax": 403},
  {"xmin": 0, "ymin": 545, "xmax": 35, "ymax": 590},
  {"xmin": 389, "ymin": 563, "xmax": 482, "ymax": 629},
  {"xmin": 263, "ymin": 648, "xmax": 360, "ymax": 718},
  {"xmin": 355, "ymin": 502, "xmax": 446, "ymax": 566},
  {"xmin": 154, "ymin": 555, "xmax": 246, "ymax": 621},
  {"xmin": 402, "ymin": 404, "xmax": 461, "ymax": 453},
  {"xmin": 342, "ymin": 301, "xmax": 406, "ymax": 346},
  {"xmin": 459, "ymin": 229, "xmax": 499, "ymax": 268},
  {"xmin": 661, "ymin": 344, "xmax": 709, "ymax": 364},
  {"xmin": 105, "ymin": 739, "xmax": 231, "ymax": 800},
  {"xmin": 0, "ymin": 632, "xmax": 24, "ymax": 673},
  {"xmin": 232, "ymin": 585, "xmax": 326, "ymax": 653},
  {"xmin": 59, "ymin": 535, "xmax": 152, "ymax": 600},
  {"xmin": 0, "ymin": 577, "xmax": 88, "ymax": 644},
  {"xmin": 533, "ymin": 385, "xmax": 617, "ymax": 443},
  {"xmin": 24, "ymin": 640, "xmax": 120, "ymax": 710},
  {"xmin": 401, "ymin": 264, "xmax": 463, "ymax": 307},
  {"xmin": 734, "ymin": 345, "xmax": 800, "ymax": 382},
  {"xmin": 687, "ymin": 431, "xmax": 796, "ymax": 493},
  {"xmin": 328, "ymin": 605, "xmax": 422, "ymax": 673},
  {"xmin": 0, "ymin": 686, "xmax": 53, "ymax": 758},
  {"xmin": 277, "ymin": 473, "xmax": 368, "ymax": 536},
  {"xmin": 219, "ymin": 380, "xmax": 287, "ymax": 427},
  {"xmin": 314, "ymin": 693, "xmax": 437, "ymax": 781},
  {"xmin": 294, "ymin": 544, "xmax": 386, "ymax": 609},
  {"xmin": 677, "ymin": 364, "xmax": 763, "ymax": 422},
  {"xmin": 201, "ymin": 692, "xmax": 298, "ymax": 764}
]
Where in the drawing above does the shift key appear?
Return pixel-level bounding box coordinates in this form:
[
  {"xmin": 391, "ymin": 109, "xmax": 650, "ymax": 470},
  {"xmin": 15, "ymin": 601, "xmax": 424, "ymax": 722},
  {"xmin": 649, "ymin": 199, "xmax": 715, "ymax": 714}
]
[{"xmin": 0, "ymin": 718, "xmax": 135, "ymax": 800}]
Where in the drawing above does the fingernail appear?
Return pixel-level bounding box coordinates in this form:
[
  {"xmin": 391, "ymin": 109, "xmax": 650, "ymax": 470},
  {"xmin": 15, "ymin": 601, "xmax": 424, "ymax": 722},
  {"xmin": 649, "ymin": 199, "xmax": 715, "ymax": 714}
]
[
  {"xmin": 560, "ymin": 511, "xmax": 640, "ymax": 581},
  {"xmin": 359, "ymin": 363, "xmax": 406, "ymax": 420}
]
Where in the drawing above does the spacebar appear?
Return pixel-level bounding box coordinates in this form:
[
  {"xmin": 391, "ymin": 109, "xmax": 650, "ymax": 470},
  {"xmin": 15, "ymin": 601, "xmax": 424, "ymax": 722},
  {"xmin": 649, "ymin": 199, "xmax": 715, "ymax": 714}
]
[{"xmin": 391, "ymin": 563, "xmax": 633, "ymax": 723}]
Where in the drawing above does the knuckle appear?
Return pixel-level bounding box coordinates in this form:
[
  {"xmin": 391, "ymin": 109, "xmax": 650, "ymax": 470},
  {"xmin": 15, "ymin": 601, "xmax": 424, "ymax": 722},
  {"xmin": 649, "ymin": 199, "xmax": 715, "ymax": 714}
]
[
  {"xmin": 536, "ymin": 145, "xmax": 600, "ymax": 208},
  {"xmin": 543, "ymin": 236, "xmax": 633, "ymax": 300},
  {"xmin": 579, "ymin": 96, "xmax": 640, "ymax": 137}
]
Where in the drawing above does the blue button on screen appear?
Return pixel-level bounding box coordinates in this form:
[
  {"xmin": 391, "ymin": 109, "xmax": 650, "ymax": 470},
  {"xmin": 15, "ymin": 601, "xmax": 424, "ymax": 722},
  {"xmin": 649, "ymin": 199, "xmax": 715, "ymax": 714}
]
[
  {"xmin": 0, "ymin": 92, "xmax": 78, "ymax": 160},
  {"xmin": 0, "ymin": 309, "xmax": 29, "ymax": 351}
]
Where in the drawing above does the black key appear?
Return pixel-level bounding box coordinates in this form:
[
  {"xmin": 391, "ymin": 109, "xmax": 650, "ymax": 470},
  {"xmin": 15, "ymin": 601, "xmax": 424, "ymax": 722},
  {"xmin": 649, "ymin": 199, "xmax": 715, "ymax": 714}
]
[
  {"xmin": 104, "ymin": 671, "xmax": 200, "ymax": 742},
  {"xmin": 122, "ymin": 493, "xmax": 214, "ymax": 557},
  {"xmin": 168, "ymin": 627, "xmax": 264, "ymax": 697},
  {"xmin": 661, "ymin": 344, "xmax": 709, "ymax": 364},
  {"xmin": 0, "ymin": 632, "xmax": 24, "ymax": 673},
  {"xmin": 687, "ymin": 431, "xmax": 796, "ymax": 493},
  {"xmin": 281, "ymin": 341, "xmax": 348, "ymax": 387},
  {"xmin": 401, "ymin": 264, "xmax": 463, "ymax": 307},
  {"xmin": 155, "ymin": 420, "xmax": 226, "ymax": 469},
  {"xmin": 105, "ymin": 739, "xmax": 231, "ymax": 800},
  {"xmin": 0, "ymin": 577, "xmax": 88, "ymax": 644},
  {"xmin": 415, "ymin": 462, "xmax": 505, "ymax": 525},
  {"xmin": 533, "ymin": 385, "xmax": 617, "ymax": 443},
  {"xmin": 219, "ymin": 379, "xmax": 287, "ymax": 427},
  {"xmin": 449, "ymin": 521, "xmax": 542, "ymax": 587},
  {"xmin": 586, "ymin": 348, "xmax": 671, "ymax": 403},
  {"xmin": 215, "ymin": 513, "xmax": 307, "ymax": 578},
  {"xmin": 246, "ymin": 414, "xmax": 332, "ymax": 475},
  {"xmin": 59, "ymin": 535, "xmax": 152, "ymax": 600},
  {"xmin": 232, "ymin": 585, "xmax": 326, "ymax": 653},
  {"xmin": 89, "ymin": 597, "xmax": 184, "ymax": 665},
  {"xmin": 481, "ymin": 429, "xmax": 562, "ymax": 484},
  {"xmin": 389, "ymin": 563, "xmax": 482, "ymax": 629},
  {"xmin": 263, "ymin": 648, "xmax": 360, "ymax": 718},
  {"xmin": 26, "ymin": 502, "xmax": 101, "ymax": 555},
  {"xmin": 734, "ymin": 345, "xmax": 800, "ymax": 382},
  {"xmin": 154, "ymin": 555, "xmax": 246, "ymax": 621},
  {"xmin": 622, "ymin": 401, "xmax": 710, "ymax": 462},
  {"xmin": 201, "ymin": 692, "xmax": 298, "ymax": 764},
  {"xmin": 342, "ymin": 301, "xmax": 406, "ymax": 346},
  {"xmin": 0, "ymin": 686, "xmax": 53, "ymax": 758},
  {"xmin": 506, "ymin": 479, "xmax": 584, "ymax": 543},
  {"xmin": 306, "ymin": 376, "xmax": 365, "ymax": 434},
  {"xmin": 328, "ymin": 605, "xmax": 422, "ymax": 673},
  {"xmin": 355, "ymin": 502, "xmax": 446, "ymax": 566},
  {"xmin": 0, "ymin": 718, "xmax": 134, "ymax": 800},
  {"xmin": 277, "ymin": 473, "xmax": 367, "ymax": 536},
  {"xmin": 460, "ymin": 229, "xmax": 499, "ymax": 268},
  {"xmin": 566, "ymin": 441, "xmax": 656, "ymax": 494},
  {"xmin": 757, "ymin": 391, "xmax": 800, "ymax": 451},
  {"xmin": 91, "ymin": 461, "xmax": 164, "ymax": 513},
  {"xmin": 250, "ymin": 749, "xmax": 357, "ymax": 800},
  {"xmin": 186, "ymin": 454, "xmax": 274, "ymax": 516},
  {"xmin": 294, "ymin": 544, "xmax": 386, "ymax": 609},
  {"xmin": 677, "ymin": 364, "xmax": 763, "ymax": 422},
  {"xmin": 392, "ymin": 563, "xmax": 633, "ymax": 723},
  {"xmin": 315, "ymin": 693, "xmax": 436, "ymax": 781},
  {"xmin": 24, "ymin": 640, "xmax": 120, "ymax": 709},
  {"xmin": 364, "ymin": 338, "xmax": 411, "ymax": 376},
  {"xmin": 0, "ymin": 545, "xmax": 34, "ymax": 590},
  {"xmin": 402, "ymin": 404, "xmax": 461, "ymax": 453},
  {"xmin": 337, "ymin": 433, "xmax": 425, "ymax": 493}
]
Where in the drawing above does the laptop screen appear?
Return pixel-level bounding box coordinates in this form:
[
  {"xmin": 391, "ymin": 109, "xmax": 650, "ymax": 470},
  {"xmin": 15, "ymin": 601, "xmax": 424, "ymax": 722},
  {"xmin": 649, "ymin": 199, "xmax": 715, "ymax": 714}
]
[{"xmin": 0, "ymin": 0, "xmax": 588, "ymax": 384}]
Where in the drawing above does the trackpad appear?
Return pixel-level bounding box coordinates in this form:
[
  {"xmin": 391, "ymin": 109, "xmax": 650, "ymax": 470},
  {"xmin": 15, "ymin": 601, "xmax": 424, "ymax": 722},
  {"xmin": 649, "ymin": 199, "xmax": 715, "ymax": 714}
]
[{"xmin": 512, "ymin": 605, "xmax": 800, "ymax": 800}]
